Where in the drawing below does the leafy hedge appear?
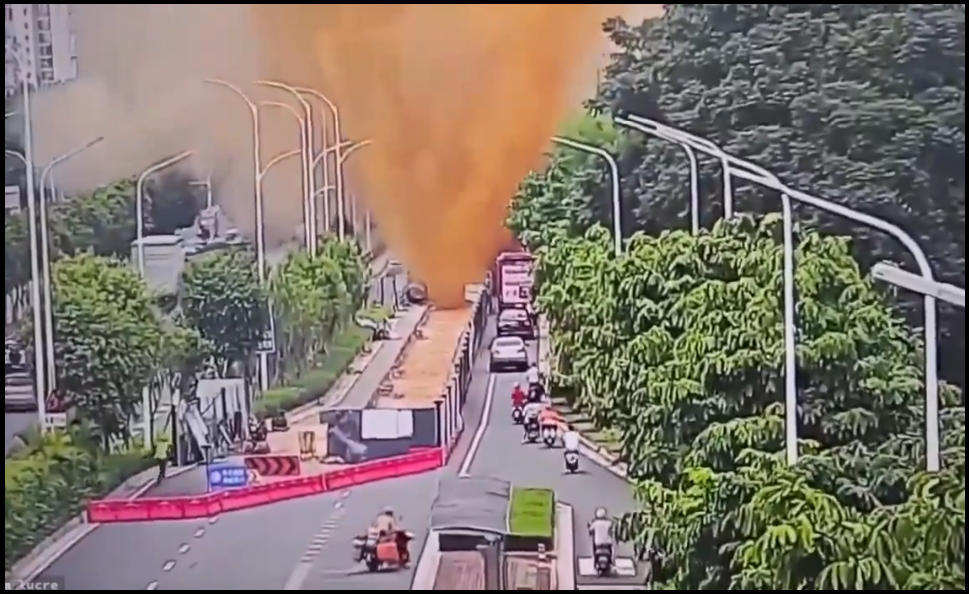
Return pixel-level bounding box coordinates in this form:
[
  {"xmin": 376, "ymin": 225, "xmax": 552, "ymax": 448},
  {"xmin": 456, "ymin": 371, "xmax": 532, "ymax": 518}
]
[{"xmin": 5, "ymin": 430, "xmax": 154, "ymax": 570}]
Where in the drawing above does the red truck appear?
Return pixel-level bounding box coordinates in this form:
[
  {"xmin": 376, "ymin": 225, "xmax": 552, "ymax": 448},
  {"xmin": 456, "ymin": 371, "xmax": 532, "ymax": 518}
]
[{"xmin": 492, "ymin": 251, "xmax": 535, "ymax": 310}]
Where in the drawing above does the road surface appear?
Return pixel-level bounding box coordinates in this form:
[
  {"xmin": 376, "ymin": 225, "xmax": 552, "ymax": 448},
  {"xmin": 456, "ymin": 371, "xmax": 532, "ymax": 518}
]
[
  {"xmin": 463, "ymin": 329, "xmax": 641, "ymax": 586},
  {"xmin": 35, "ymin": 314, "xmax": 636, "ymax": 588}
]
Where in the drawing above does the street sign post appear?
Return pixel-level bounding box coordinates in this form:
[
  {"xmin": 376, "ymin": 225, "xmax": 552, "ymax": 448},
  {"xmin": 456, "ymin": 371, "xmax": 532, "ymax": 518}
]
[
  {"xmin": 257, "ymin": 303, "xmax": 276, "ymax": 354},
  {"xmin": 206, "ymin": 463, "xmax": 249, "ymax": 492}
]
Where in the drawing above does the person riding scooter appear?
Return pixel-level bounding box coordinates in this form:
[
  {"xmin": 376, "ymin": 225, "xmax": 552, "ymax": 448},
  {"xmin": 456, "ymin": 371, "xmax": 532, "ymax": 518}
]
[
  {"xmin": 589, "ymin": 507, "xmax": 615, "ymax": 572},
  {"xmin": 521, "ymin": 400, "xmax": 544, "ymax": 442},
  {"xmin": 372, "ymin": 506, "xmax": 407, "ymax": 562},
  {"xmin": 525, "ymin": 363, "xmax": 540, "ymax": 390},
  {"xmin": 511, "ymin": 383, "xmax": 527, "ymax": 408}
]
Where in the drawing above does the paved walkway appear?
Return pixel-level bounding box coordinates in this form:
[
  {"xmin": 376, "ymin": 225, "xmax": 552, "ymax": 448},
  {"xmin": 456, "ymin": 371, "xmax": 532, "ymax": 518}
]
[{"xmin": 141, "ymin": 304, "xmax": 428, "ymax": 498}]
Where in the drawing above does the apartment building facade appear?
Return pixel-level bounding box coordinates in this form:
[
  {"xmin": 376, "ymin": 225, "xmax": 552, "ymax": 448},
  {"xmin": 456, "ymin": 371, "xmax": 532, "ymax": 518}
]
[{"xmin": 4, "ymin": 3, "xmax": 76, "ymax": 96}]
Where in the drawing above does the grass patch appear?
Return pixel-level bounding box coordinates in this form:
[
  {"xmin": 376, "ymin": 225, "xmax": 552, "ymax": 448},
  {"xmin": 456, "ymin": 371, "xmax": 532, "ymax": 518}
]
[
  {"xmin": 253, "ymin": 307, "xmax": 388, "ymax": 419},
  {"xmin": 508, "ymin": 487, "xmax": 555, "ymax": 538}
]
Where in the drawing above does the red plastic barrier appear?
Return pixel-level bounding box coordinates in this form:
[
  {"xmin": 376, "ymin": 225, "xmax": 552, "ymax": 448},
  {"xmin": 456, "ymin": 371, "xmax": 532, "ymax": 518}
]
[
  {"xmin": 326, "ymin": 448, "xmax": 445, "ymax": 489},
  {"xmin": 145, "ymin": 499, "xmax": 186, "ymax": 520},
  {"xmin": 86, "ymin": 448, "xmax": 444, "ymax": 522}
]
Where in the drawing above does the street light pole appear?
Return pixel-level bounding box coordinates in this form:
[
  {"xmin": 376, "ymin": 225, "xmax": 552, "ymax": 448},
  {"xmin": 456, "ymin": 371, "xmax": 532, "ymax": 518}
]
[
  {"xmin": 5, "ymin": 43, "xmax": 47, "ymax": 426},
  {"xmin": 135, "ymin": 151, "xmax": 194, "ymax": 447},
  {"xmin": 613, "ymin": 118, "xmax": 701, "ymax": 233},
  {"xmin": 204, "ymin": 79, "xmax": 275, "ymax": 393},
  {"xmin": 39, "ymin": 136, "xmax": 106, "ymax": 388},
  {"xmin": 261, "ymin": 101, "xmax": 312, "ymax": 251},
  {"xmin": 294, "ymin": 87, "xmax": 343, "ymax": 238},
  {"xmin": 626, "ymin": 113, "xmax": 942, "ymax": 472},
  {"xmin": 551, "ymin": 136, "xmax": 622, "ymax": 256},
  {"xmin": 256, "ymin": 81, "xmax": 317, "ymax": 250}
]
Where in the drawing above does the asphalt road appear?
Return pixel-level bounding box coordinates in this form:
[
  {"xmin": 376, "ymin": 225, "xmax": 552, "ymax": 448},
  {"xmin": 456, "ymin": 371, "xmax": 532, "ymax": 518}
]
[
  {"xmin": 466, "ymin": 336, "xmax": 642, "ymax": 586},
  {"xmin": 34, "ymin": 314, "xmax": 635, "ymax": 589},
  {"xmin": 5, "ymin": 373, "xmax": 38, "ymax": 455}
]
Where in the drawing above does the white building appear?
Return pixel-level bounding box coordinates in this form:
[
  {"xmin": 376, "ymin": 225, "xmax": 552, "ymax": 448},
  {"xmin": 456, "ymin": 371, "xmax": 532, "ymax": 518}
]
[{"xmin": 4, "ymin": 4, "xmax": 77, "ymax": 96}]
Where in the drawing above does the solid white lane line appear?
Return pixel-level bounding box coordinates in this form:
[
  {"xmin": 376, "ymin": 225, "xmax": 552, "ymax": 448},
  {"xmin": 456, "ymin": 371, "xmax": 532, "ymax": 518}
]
[{"xmin": 458, "ymin": 374, "xmax": 497, "ymax": 477}]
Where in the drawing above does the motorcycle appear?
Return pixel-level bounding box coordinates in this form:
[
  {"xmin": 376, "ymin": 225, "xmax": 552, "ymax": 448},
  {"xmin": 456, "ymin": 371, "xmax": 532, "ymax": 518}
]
[
  {"xmin": 594, "ymin": 543, "xmax": 613, "ymax": 576},
  {"xmin": 524, "ymin": 420, "xmax": 540, "ymax": 443},
  {"xmin": 564, "ymin": 450, "xmax": 579, "ymax": 473},
  {"xmin": 511, "ymin": 406, "xmax": 524, "ymax": 424},
  {"xmin": 352, "ymin": 530, "xmax": 414, "ymax": 572},
  {"xmin": 527, "ymin": 383, "xmax": 545, "ymax": 403},
  {"xmin": 542, "ymin": 425, "xmax": 557, "ymax": 447}
]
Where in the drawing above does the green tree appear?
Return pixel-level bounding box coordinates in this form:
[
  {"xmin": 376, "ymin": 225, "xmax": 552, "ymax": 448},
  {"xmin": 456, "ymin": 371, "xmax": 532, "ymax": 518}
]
[
  {"xmin": 597, "ymin": 4, "xmax": 965, "ymax": 388},
  {"xmin": 270, "ymin": 247, "xmax": 348, "ymax": 381},
  {"xmin": 522, "ymin": 211, "xmax": 964, "ymax": 589},
  {"xmin": 181, "ymin": 247, "xmax": 268, "ymax": 378},
  {"xmin": 40, "ymin": 253, "xmax": 162, "ymax": 449}
]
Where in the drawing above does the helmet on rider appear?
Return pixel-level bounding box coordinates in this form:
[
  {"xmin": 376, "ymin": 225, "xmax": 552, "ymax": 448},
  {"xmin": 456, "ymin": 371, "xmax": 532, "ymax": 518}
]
[
  {"xmin": 595, "ymin": 507, "xmax": 608, "ymax": 520},
  {"xmin": 382, "ymin": 506, "xmax": 394, "ymax": 516}
]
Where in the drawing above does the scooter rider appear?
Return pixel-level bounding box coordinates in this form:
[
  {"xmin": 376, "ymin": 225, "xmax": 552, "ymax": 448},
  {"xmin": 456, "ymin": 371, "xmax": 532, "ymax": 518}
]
[
  {"xmin": 589, "ymin": 507, "xmax": 614, "ymax": 561},
  {"xmin": 374, "ymin": 506, "xmax": 397, "ymax": 536},
  {"xmin": 563, "ymin": 424, "xmax": 580, "ymax": 453},
  {"xmin": 525, "ymin": 363, "xmax": 540, "ymax": 389},
  {"xmin": 511, "ymin": 383, "xmax": 527, "ymax": 409},
  {"xmin": 521, "ymin": 400, "xmax": 544, "ymax": 442}
]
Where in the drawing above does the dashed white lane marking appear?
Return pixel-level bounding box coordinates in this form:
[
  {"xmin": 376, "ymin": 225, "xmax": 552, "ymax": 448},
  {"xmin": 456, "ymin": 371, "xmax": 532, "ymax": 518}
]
[
  {"xmin": 145, "ymin": 581, "xmax": 158, "ymax": 590},
  {"xmin": 178, "ymin": 543, "xmax": 190, "ymax": 554},
  {"xmin": 208, "ymin": 516, "xmax": 219, "ymax": 524},
  {"xmin": 193, "ymin": 527, "xmax": 206, "ymax": 538},
  {"xmin": 162, "ymin": 560, "xmax": 176, "ymax": 572},
  {"xmin": 284, "ymin": 491, "xmax": 353, "ymax": 589}
]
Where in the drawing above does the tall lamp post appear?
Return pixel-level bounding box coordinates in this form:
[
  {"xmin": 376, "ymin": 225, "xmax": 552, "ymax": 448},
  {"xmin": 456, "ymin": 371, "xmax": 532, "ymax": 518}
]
[
  {"xmin": 261, "ymin": 101, "xmax": 311, "ymax": 249},
  {"xmin": 135, "ymin": 151, "xmax": 194, "ymax": 448},
  {"xmin": 625, "ymin": 113, "xmax": 941, "ymax": 472},
  {"xmin": 294, "ymin": 87, "xmax": 345, "ymax": 238},
  {"xmin": 311, "ymin": 139, "xmax": 372, "ymax": 241},
  {"xmin": 256, "ymin": 81, "xmax": 317, "ymax": 250},
  {"xmin": 5, "ymin": 43, "xmax": 47, "ymax": 425},
  {"xmin": 551, "ymin": 136, "xmax": 622, "ymax": 256},
  {"xmin": 39, "ymin": 136, "xmax": 106, "ymax": 388}
]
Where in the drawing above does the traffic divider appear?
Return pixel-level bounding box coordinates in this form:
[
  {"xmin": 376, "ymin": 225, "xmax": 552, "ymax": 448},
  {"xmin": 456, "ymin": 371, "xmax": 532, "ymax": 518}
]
[
  {"xmin": 86, "ymin": 447, "xmax": 446, "ymax": 523},
  {"xmin": 324, "ymin": 447, "xmax": 444, "ymax": 490},
  {"xmin": 244, "ymin": 454, "xmax": 300, "ymax": 476}
]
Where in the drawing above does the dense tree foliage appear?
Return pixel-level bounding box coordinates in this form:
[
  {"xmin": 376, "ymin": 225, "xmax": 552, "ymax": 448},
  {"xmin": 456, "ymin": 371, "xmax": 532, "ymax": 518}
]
[
  {"xmin": 509, "ymin": 7, "xmax": 965, "ymax": 583},
  {"xmin": 522, "ymin": 214, "xmax": 963, "ymax": 588},
  {"xmin": 181, "ymin": 247, "xmax": 269, "ymax": 379},
  {"xmin": 270, "ymin": 235, "xmax": 366, "ymax": 382},
  {"xmin": 593, "ymin": 4, "xmax": 964, "ymax": 388},
  {"xmin": 45, "ymin": 253, "xmax": 163, "ymax": 448}
]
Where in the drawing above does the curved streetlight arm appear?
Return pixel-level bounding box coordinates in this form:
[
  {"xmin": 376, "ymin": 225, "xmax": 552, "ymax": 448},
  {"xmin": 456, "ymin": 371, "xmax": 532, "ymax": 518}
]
[
  {"xmin": 135, "ymin": 151, "xmax": 195, "ymax": 273},
  {"xmin": 338, "ymin": 140, "xmax": 372, "ymax": 164},
  {"xmin": 5, "ymin": 149, "xmax": 27, "ymax": 165},
  {"xmin": 312, "ymin": 139, "xmax": 369, "ymax": 169},
  {"xmin": 255, "ymin": 80, "xmax": 316, "ymax": 247},
  {"xmin": 260, "ymin": 149, "xmax": 300, "ymax": 176},
  {"xmin": 551, "ymin": 136, "xmax": 622, "ymax": 256},
  {"xmin": 621, "ymin": 115, "xmax": 743, "ymax": 219},
  {"xmin": 204, "ymin": 79, "xmax": 258, "ymax": 117},
  {"xmin": 40, "ymin": 136, "xmax": 105, "ymax": 194},
  {"xmin": 261, "ymin": 100, "xmax": 302, "ymax": 122}
]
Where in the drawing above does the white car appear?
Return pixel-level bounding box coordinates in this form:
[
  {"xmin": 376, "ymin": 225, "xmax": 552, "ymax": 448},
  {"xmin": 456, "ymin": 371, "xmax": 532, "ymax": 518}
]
[{"xmin": 489, "ymin": 336, "xmax": 529, "ymax": 372}]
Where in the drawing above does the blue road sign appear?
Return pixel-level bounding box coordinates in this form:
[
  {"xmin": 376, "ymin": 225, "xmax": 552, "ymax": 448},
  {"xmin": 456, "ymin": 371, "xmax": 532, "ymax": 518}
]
[{"xmin": 206, "ymin": 463, "xmax": 249, "ymax": 492}]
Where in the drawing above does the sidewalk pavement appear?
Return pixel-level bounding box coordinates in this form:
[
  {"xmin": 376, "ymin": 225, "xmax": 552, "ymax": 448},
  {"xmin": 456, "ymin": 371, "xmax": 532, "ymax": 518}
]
[{"xmin": 265, "ymin": 305, "xmax": 429, "ymax": 459}]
